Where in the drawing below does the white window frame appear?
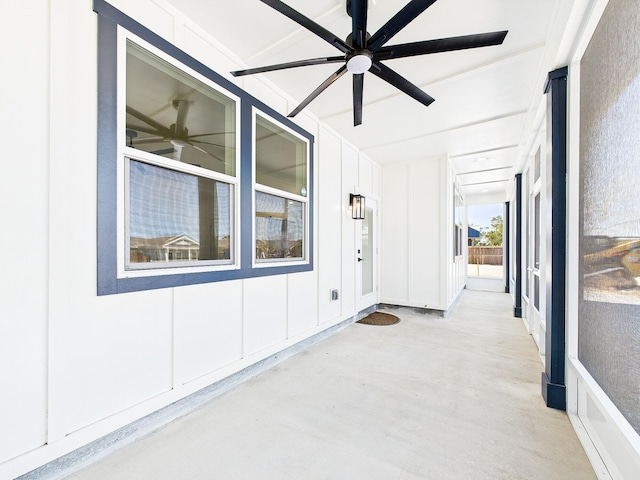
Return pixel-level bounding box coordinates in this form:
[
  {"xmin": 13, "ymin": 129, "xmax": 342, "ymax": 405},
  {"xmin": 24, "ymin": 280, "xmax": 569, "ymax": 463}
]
[
  {"xmin": 252, "ymin": 108, "xmax": 310, "ymax": 268},
  {"xmin": 116, "ymin": 28, "xmax": 241, "ymax": 279}
]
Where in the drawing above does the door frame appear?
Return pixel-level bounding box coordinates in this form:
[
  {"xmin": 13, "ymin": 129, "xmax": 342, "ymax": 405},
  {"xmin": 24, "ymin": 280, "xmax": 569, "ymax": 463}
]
[
  {"xmin": 356, "ymin": 198, "xmax": 378, "ymax": 311},
  {"xmin": 523, "ymin": 123, "xmax": 548, "ymax": 359}
]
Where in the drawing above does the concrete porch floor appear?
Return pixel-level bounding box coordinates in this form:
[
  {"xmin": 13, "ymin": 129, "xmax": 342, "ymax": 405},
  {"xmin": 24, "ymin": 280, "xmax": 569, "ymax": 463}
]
[{"xmin": 68, "ymin": 290, "xmax": 596, "ymax": 479}]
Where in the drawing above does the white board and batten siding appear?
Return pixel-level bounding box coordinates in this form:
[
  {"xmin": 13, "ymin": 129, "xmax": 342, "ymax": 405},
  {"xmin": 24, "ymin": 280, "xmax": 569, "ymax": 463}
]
[
  {"xmin": 0, "ymin": 1, "xmax": 384, "ymax": 478},
  {"xmin": 381, "ymin": 158, "xmax": 464, "ymax": 312}
]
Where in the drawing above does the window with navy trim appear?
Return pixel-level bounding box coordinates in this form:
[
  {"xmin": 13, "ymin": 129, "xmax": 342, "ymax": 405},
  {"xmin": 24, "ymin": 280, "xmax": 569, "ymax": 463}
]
[
  {"xmin": 120, "ymin": 35, "xmax": 240, "ymax": 277},
  {"xmin": 254, "ymin": 113, "xmax": 309, "ymax": 264},
  {"xmin": 94, "ymin": 0, "xmax": 314, "ymax": 295}
]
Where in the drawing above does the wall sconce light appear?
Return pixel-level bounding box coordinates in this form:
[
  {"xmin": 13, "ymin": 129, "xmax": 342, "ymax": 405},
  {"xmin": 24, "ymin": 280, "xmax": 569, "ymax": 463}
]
[{"xmin": 349, "ymin": 193, "xmax": 366, "ymax": 220}]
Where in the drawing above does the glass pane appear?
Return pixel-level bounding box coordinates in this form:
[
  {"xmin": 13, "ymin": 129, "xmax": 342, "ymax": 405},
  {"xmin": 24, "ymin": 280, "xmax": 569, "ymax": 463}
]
[
  {"xmin": 256, "ymin": 115, "xmax": 307, "ymax": 196},
  {"xmin": 128, "ymin": 160, "xmax": 232, "ymax": 268},
  {"xmin": 255, "ymin": 192, "xmax": 304, "ymax": 261},
  {"xmin": 126, "ymin": 41, "xmax": 236, "ymax": 176},
  {"xmin": 362, "ymin": 207, "xmax": 373, "ymax": 296},
  {"xmin": 525, "ymin": 172, "xmax": 530, "ymax": 295},
  {"xmin": 454, "ymin": 186, "xmax": 463, "ymax": 257},
  {"xmin": 535, "ymin": 193, "xmax": 541, "ymax": 268}
]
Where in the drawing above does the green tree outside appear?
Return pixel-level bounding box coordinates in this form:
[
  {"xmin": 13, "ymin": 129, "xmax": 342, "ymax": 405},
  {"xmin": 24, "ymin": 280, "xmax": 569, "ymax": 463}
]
[{"xmin": 479, "ymin": 215, "xmax": 503, "ymax": 246}]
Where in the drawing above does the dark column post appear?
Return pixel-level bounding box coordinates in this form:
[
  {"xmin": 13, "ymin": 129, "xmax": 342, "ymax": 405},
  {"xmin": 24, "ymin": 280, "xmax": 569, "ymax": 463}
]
[
  {"xmin": 514, "ymin": 174, "xmax": 522, "ymax": 317},
  {"xmin": 504, "ymin": 201, "xmax": 510, "ymax": 293},
  {"xmin": 542, "ymin": 66, "xmax": 568, "ymax": 411}
]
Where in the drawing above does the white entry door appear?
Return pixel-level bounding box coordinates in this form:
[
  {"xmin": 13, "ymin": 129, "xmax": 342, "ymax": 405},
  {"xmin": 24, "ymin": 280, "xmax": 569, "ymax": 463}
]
[
  {"xmin": 357, "ymin": 199, "xmax": 377, "ymax": 311},
  {"xmin": 527, "ymin": 153, "xmax": 546, "ymax": 356}
]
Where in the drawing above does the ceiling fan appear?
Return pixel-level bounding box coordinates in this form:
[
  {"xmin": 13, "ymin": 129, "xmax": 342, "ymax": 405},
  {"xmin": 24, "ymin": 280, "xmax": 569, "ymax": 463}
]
[
  {"xmin": 231, "ymin": 0, "xmax": 508, "ymax": 126},
  {"xmin": 126, "ymin": 99, "xmax": 228, "ymax": 162}
]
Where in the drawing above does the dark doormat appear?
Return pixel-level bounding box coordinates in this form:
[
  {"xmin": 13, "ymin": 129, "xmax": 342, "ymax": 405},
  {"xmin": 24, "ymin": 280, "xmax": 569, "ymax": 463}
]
[{"xmin": 357, "ymin": 312, "xmax": 400, "ymax": 326}]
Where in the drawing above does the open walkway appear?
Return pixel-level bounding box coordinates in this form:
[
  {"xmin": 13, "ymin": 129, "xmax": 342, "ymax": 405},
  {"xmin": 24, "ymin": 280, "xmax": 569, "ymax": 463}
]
[{"xmin": 68, "ymin": 290, "xmax": 595, "ymax": 479}]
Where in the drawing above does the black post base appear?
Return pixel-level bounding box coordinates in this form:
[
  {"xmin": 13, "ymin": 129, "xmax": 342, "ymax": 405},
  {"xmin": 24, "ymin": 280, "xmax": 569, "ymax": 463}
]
[
  {"xmin": 514, "ymin": 306, "xmax": 522, "ymax": 318},
  {"xmin": 542, "ymin": 372, "xmax": 566, "ymax": 410}
]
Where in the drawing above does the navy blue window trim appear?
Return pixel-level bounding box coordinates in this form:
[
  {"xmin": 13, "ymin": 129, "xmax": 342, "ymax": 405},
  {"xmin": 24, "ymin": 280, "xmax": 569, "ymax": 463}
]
[{"xmin": 94, "ymin": 0, "xmax": 314, "ymax": 295}]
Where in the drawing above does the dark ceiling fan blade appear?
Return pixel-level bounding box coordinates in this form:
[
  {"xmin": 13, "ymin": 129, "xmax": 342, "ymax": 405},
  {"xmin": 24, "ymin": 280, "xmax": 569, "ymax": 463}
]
[
  {"xmin": 126, "ymin": 124, "xmax": 164, "ymax": 137},
  {"xmin": 187, "ymin": 132, "xmax": 235, "ymax": 139},
  {"xmin": 190, "ymin": 143, "xmax": 227, "ymax": 164},
  {"xmin": 371, "ymin": 61, "xmax": 435, "ymax": 107},
  {"xmin": 190, "ymin": 139, "xmax": 233, "ymax": 149},
  {"xmin": 367, "ymin": 0, "xmax": 438, "ymax": 52},
  {"xmin": 231, "ymin": 56, "xmax": 345, "ymax": 77},
  {"xmin": 150, "ymin": 147, "xmax": 176, "ymax": 156},
  {"xmin": 375, "ymin": 31, "xmax": 509, "ymax": 60},
  {"xmin": 350, "ymin": 0, "xmax": 368, "ymax": 49},
  {"xmin": 261, "ymin": 0, "xmax": 352, "ymax": 54},
  {"xmin": 131, "ymin": 137, "xmax": 165, "ymax": 145},
  {"xmin": 353, "ymin": 73, "xmax": 364, "ymax": 126},
  {"xmin": 126, "ymin": 106, "xmax": 171, "ymax": 136},
  {"xmin": 288, "ymin": 65, "xmax": 348, "ymax": 118}
]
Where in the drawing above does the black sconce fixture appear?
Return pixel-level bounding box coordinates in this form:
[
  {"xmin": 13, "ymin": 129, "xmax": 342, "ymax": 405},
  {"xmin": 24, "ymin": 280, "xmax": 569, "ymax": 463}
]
[{"xmin": 350, "ymin": 193, "xmax": 366, "ymax": 220}]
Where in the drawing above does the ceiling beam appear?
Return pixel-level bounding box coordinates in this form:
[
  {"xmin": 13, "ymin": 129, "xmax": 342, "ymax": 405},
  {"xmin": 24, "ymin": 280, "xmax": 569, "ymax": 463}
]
[
  {"xmin": 363, "ymin": 109, "xmax": 526, "ymax": 152},
  {"xmin": 456, "ymin": 166, "xmax": 511, "ymax": 176},
  {"xmin": 460, "ymin": 179, "xmax": 510, "ymax": 187},
  {"xmin": 447, "ymin": 144, "xmax": 518, "ymax": 160},
  {"xmin": 320, "ymin": 43, "xmax": 545, "ymax": 120}
]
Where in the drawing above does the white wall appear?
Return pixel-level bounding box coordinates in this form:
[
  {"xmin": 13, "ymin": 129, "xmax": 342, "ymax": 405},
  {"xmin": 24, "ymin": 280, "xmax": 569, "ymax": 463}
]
[
  {"xmin": 0, "ymin": 1, "xmax": 381, "ymax": 477},
  {"xmin": 0, "ymin": 1, "xmax": 49, "ymax": 466},
  {"xmin": 381, "ymin": 157, "xmax": 463, "ymax": 311}
]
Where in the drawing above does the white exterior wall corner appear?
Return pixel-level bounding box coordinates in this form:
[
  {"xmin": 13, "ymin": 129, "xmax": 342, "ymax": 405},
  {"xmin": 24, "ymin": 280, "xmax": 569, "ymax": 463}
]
[
  {"xmin": 445, "ymin": 159, "xmax": 466, "ymax": 310},
  {"xmin": 340, "ymin": 143, "xmax": 359, "ymax": 317},
  {"xmin": 0, "ymin": 1, "xmax": 381, "ymax": 478},
  {"xmin": 380, "ymin": 157, "xmax": 460, "ymax": 312}
]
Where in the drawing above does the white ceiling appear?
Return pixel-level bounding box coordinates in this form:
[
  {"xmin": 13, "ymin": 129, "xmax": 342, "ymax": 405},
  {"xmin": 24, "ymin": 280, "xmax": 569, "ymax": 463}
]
[{"xmin": 164, "ymin": 0, "xmax": 578, "ymax": 198}]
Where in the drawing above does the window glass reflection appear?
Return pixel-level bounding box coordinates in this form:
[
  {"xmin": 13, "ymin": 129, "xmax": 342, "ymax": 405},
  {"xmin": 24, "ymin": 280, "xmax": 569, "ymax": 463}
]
[
  {"xmin": 128, "ymin": 160, "xmax": 232, "ymax": 268},
  {"xmin": 126, "ymin": 41, "xmax": 236, "ymax": 176},
  {"xmin": 255, "ymin": 115, "xmax": 307, "ymax": 196},
  {"xmin": 255, "ymin": 192, "xmax": 304, "ymax": 260}
]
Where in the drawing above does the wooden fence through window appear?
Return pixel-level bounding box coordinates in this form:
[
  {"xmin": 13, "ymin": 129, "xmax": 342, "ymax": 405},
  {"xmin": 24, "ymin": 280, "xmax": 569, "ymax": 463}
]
[{"xmin": 468, "ymin": 246, "xmax": 503, "ymax": 266}]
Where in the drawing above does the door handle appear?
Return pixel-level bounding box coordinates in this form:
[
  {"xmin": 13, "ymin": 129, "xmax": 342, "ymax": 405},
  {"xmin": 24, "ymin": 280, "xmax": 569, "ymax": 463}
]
[{"xmin": 357, "ymin": 257, "xmax": 363, "ymax": 262}]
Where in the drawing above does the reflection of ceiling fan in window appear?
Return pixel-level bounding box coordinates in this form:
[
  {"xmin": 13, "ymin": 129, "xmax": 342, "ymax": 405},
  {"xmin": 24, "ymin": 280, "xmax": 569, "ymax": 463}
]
[{"xmin": 126, "ymin": 99, "xmax": 229, "ymax": 163}]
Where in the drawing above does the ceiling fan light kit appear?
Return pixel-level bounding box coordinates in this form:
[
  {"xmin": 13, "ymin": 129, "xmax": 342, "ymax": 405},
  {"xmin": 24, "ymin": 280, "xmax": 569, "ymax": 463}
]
[
  {"xmin": 231, "ymin": 0, "xmax": 508, "ymax": 126},
  {"xmin": 346, "ymin": 53, "xmax": 372, "ymax": 74}
]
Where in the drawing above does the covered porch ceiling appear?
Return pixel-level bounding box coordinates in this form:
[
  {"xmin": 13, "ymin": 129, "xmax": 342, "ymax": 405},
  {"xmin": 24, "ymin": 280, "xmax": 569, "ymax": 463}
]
[{"xmin": 164, "ymin": 0, "xmax": 580, "ymax": 197}]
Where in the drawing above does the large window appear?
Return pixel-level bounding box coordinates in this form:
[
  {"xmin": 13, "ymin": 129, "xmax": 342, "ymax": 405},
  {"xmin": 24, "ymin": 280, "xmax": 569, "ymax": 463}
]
[
  {"xmin": 254, "ymin": 113, "xmax": 309, "ymax": 264},
  {"xmin": 120, "ymin": 35, "xmax": 239, "ymax": 276},
  {"xmin": 95, "ymin": 1, "xmax": 314, "ymax": 294}
]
